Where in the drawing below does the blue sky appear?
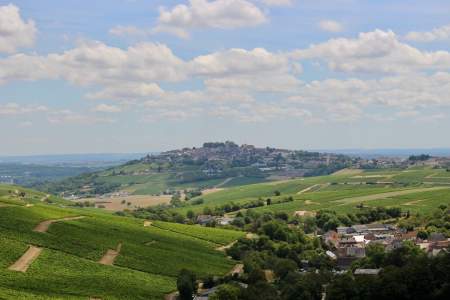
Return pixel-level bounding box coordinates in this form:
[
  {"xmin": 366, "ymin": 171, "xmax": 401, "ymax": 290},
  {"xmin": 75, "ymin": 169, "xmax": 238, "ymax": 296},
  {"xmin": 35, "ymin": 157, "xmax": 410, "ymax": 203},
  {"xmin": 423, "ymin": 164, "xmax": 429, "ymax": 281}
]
[{"xmin": 1, "ymin": 0, "xmax": 450, "ymax": 155}]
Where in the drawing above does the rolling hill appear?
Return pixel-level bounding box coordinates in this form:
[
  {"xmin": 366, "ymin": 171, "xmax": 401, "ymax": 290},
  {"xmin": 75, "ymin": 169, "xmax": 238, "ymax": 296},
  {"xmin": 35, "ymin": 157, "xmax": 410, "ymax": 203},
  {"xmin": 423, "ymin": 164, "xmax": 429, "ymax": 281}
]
[
  {"xmin": 0, "ymin": 184, "xmax": 244, "ymax": 299},
  {"xmin": 172, "ymin": 167, "xmax": 450, "ymax": 217},
  {"xmin": 39, "ymin": 142, "xmax": 355, "ymax": 198}
]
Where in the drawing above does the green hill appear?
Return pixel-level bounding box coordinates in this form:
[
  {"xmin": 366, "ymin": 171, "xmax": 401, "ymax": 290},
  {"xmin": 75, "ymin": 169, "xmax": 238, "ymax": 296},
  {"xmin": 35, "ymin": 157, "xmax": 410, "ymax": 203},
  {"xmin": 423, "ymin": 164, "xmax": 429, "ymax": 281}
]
[
  {"xmin": 39, "ymin": 142, "xmax": 353, "ymax": 198},
  {"xmin": 0, "ymin": 185, "xmax": 243, "ymax": 299},
  {"xmin": 172, "ymin": 167, "xmax": 450, "ymax": 217}
]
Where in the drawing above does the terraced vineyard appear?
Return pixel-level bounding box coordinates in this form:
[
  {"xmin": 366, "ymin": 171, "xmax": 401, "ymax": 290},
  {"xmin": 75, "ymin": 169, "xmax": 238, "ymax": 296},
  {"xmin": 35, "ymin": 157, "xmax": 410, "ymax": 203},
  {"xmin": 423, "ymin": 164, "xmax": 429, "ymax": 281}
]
[
  {"xmin": 176, "ymin": 167, "xmax": 450, "ymax": 216},
  {"xmin": 0, "ymin": 185, "xmax": 240, "ymax": 299}
]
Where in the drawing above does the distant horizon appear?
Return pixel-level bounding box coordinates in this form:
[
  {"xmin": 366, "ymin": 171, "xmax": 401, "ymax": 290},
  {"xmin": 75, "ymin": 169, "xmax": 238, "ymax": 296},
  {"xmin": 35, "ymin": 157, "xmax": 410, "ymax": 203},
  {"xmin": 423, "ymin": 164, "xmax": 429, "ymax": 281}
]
[{"xmin": 2, "ymin": 145, "xmax": 450, "ymax": 159}]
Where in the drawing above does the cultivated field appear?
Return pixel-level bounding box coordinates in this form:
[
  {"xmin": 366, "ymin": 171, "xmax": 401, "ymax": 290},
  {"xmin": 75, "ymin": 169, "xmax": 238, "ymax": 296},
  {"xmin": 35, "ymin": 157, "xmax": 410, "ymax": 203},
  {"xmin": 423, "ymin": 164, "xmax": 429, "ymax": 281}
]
[
  {"xmin": 77, "ymin": 194, "xmax": 172, "ymax": 211},
  {"xmin": 0, "ymin": 185, "xmax": 240, "ymax": 299},
  {"xmin": 175, "ymin": 167, "xmax": 450, "ymax": 216}
]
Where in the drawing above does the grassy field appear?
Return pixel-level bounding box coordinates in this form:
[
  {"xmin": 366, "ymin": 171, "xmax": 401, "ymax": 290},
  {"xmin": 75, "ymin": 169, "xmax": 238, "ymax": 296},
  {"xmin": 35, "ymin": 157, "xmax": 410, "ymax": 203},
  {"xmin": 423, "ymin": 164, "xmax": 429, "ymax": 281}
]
[
  {"xmin": 0, "ymin": 185, "xmax": 241, "ymax": 299},
  {"xmin": 174, "ymin": 167, "xmax": 450, "ymax": 216}
]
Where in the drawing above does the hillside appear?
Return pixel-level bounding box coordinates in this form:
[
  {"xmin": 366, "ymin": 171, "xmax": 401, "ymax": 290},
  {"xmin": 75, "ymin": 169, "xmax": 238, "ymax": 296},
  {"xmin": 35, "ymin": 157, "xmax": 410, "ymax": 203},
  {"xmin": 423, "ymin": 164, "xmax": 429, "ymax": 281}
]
[
  {"xmin": 171, "ymin": 167, "xmax": 450, "ymax": 218},
  {"xmin": 0, "ymin": 184, "xmax": 244, "ymax": 299},
  {"xmin": 40, "ymin": 142, "xmax": 355, "ymax": 198}
]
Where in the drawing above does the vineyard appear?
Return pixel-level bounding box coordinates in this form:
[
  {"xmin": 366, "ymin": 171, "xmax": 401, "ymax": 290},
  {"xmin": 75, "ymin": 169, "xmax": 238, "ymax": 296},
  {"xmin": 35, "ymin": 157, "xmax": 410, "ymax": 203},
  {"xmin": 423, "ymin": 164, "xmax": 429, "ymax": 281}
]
[{"xmin": 0, "ymin": 185, "xmax": 240, "ymax": 299}]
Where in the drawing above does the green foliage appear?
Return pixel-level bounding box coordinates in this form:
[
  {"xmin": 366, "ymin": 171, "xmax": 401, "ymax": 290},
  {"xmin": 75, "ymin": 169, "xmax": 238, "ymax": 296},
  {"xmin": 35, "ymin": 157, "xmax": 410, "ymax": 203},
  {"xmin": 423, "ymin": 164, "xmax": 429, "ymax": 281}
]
[{"xmin": 177, "ymin": 269, "xmax": 197, "ymax": 300}]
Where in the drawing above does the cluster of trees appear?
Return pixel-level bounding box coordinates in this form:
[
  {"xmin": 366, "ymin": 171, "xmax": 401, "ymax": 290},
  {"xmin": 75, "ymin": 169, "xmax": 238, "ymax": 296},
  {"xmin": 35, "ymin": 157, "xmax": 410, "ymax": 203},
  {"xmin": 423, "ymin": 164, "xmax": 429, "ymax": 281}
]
[
  {"xmin": 177, "ymin": 209, "xmax": 331, "ymax": 300},
  {"xmin": 327, "ymin": 245, "xmax": 450, "ymax": 300},
  {"xmin": 310, "ymin": 207, "xmax": 403, "ymax": 232},
  {"xmin": 116, "ymin": 205, "xmax": 186, "ymax": 223},
  {"xmin": 41, "ymin": 172, "xmax": 121, "ymax": 197},
  {"xmin": 398, "ymin": 205, "xmax": 450, "ymax": 237},
  {"xmin": 408, "ymin": 154, "xmax": 431, "ymax": 162}
]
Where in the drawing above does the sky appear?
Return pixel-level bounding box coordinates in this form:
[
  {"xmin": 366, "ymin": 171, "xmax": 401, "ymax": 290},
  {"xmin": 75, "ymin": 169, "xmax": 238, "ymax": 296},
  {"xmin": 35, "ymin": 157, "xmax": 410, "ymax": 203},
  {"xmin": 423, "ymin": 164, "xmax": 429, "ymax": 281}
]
[{"xmin": 1, "ymin": 0, "xmax": 450, "ymax": 155}]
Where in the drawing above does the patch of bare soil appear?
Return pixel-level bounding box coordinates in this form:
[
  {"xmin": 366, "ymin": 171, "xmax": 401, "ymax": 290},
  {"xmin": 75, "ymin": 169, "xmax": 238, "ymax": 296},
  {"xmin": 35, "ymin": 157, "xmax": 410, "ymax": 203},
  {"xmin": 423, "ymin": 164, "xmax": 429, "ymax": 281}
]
[
  {"xmin": 201, "ymin": 188, "xmax": 224, "ymax": 195},
  {"xmin": 264, "ymin": 270, "xmax": 275, "ymax": 283},
  {"xmin": 33, "ymin": 216, "xmax": 85, "ymax": 233},
  {"xmin": 304, "ymin": 200, "xmax": 319, "ymax": 205},
  {"xmin": 246, "ymin": 233, "xmax": 258, "ymax": 240},
  {"xmin": 78, "ymin": 195, "xmax": 171, "ymax": 211},
  {"xmin": 165, "ymin": 292, "xmax": 178, "ymax": 300},
  {"xmin": 333, "ymin": 168, "xmax": 363, "ymax": 175},
  {"xmin": 99, "ymin": 243, "xmax": 122, "ymax": 265},
  {"xmin": 402, "ymin": 200, "xmax": 425, "ymax": 206},
  {"xmin": 228, "ymin": 264, "xmax": 244, "ymax": 276},
  {"xmin": 8, "ymin": 246, "xmax": 43, "ymax": 272},
  {"xmin": 297, "ymin": 184, "xmax": 327, "ymax": 195},
  {"xmin": 216, "ymin": 240, "xmax": 237, "ymax": 252},
  {"xmin": 293, "ymin": 210, "xmax": 316, "ymax": 217}
]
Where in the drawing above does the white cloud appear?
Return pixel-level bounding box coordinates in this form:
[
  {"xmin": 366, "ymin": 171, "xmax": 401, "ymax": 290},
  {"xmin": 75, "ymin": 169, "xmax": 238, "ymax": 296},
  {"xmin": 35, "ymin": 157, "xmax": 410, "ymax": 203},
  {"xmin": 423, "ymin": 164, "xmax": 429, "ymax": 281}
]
[
  {"xmin": 109, "ymin": 25, "xmax": 149, "ymax": 37},
  {"xmin": 0, "ymin": 4, "xmax": 37, "ymax": 53},
  {"xmin": 0, "ymin": 102, "xmax": 47, "ymax": 115},
  {"xmin": 47, "ymin": 110, "xmax": 115, "ymax": 125},
  {"xmin": 92, "ymin": 104, "xmax": 122, "ymax": 113},
  {"xmin": 154, "ymin": 0, "xmax": 267, "ymax": 38},
  {"xmin": 87, "ymin": 83, "xmax": 164, "ymax": 101},
  {"xmin": 292, "ymin": 29, "xmax": 450, "ymax": 74},
  {"xmin": 318, "ymin": 20, "xmax": 344, "ymax": 33},
  {"xmin": 191, "ymin": 48, "xmax": 290, "ymax": 77},
  {"xmin": 405, "ymin": 24, "xmax": 450, "ymax": 43},
  {"xmin": 260, "ymin": 0, "xmax": 293, "ymax": 6}
]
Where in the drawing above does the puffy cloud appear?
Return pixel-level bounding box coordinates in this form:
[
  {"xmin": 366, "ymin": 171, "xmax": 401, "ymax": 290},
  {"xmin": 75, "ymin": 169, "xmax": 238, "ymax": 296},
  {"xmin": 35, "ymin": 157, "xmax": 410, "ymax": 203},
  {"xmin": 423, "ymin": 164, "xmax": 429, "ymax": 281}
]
[
  {"xmin": 87, "ymin": 83, "xmax": 164, "ymax": 101},
  {"xmin": 92, "ymin": 104, "xmax": 122, "ymax": 113},
  {"xmin": 191, "ymin": 48, "xmax": 290, "ymax": 77},
  {"xmin": 405, "ymin": 24, "xmax": 450, "ymax": 43},
  {"xmin": 47, "ymin": 110, "xmax": 115, "ymax": 125},
  {"xmin": 0, "ymin": 4, "xmax": 37, "ymax": 53},
  {"xmin": 318, "ymin": 20, "xmax": 344, "ymax": 33},
  {"xmin": 260, "ymin": 0, "xmax": 293, "ymax": 6},
  {"xmin": 0, "ymin": 102, "xmax": 47, "ymax": 115},
  {"xmin": 154, "ymin": 0, "xmax": 267, "ymax": 38},
  {"xmin": 292, "ymin": 30, "xmax": 450, "ymax": 74},
  {"xmin": 286, "ymin": 72, "xmax": 450, "ymax": 122},
  {"xmin": 0, "ymin": 41, "xmax": 186, "ymax": 90}
]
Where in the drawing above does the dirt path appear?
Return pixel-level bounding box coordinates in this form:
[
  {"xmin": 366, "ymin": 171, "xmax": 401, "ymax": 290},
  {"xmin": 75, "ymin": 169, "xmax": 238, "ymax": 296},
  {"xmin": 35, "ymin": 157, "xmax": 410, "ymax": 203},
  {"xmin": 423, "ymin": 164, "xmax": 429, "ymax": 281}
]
[
  {"xmin": 40, "ymin": 194, "xmax": 50, "ymax": 202},
  {"xmin": 216, "ymin": 240, "xmax": 237, "ymax": 252},
  {"xmin": 99, "ymin": 243, "xmax": 122, "ymax": 265},
  {"xmin": 33, "ymin": 216, "xmax": 85, "ymax": 233},
  {"xmin": 214, "ymin": 177, "xmax": 233, "ymax": 188},
  {"xmin": 297, "ymin": 183, "xmax": 329, "ymax": 195},
  {"xmin": 334, "ymin": 187, "xmax": 449, "ymax": 205},
  {"xmin": 8, "ymin": 246, "xmax": 43, "ymax": 272},
  {"xmin": 165, "ymin": 292, "xmax": 178, "ymax": 300}
]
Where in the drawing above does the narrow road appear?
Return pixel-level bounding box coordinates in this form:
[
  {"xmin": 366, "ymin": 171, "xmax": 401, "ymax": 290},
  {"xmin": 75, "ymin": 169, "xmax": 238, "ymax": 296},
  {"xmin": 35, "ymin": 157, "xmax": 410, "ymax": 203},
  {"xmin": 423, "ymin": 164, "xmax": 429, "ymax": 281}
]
[
  {"xmin": 33, "ymin": 216, "xmax": 85, "ymax": 233},
  {"xmin": 8, "ymin": 246, "xmax": 43, "ymax": 272},
  {"xmin": 99, "ymin": 243, "xmax": 122, "ymax": 265},
  {"xmin": 215, "ymin": 177, "xmax": 233, "ymax": 188}
]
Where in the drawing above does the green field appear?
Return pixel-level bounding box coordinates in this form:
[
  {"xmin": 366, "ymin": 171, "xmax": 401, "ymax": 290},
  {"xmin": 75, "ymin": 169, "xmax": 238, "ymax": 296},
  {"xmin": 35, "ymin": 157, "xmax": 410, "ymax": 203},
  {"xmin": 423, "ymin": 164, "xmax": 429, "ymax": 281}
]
[
  {"xmin": 0, "ymin": 185, "xmax": 241, "ymax": 299},
  {"xmin": 174, "ymin": 167, "xmax": 450, "ymax": 216}
]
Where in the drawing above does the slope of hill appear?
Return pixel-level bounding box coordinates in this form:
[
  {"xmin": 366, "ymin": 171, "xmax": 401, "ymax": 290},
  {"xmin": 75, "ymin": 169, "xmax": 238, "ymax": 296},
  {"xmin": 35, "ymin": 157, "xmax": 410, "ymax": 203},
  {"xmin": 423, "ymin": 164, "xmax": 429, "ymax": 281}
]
[
  {"xmin": 0, "ymin": 184, "xmax": 244, "ymax": 299},
  {"xmin": 40, "ymin": 141, "xmax": 354, "ymax": 198},
  {"xmin": 172, "ymin": 167, "xmax": 450, "ymax": 217}
]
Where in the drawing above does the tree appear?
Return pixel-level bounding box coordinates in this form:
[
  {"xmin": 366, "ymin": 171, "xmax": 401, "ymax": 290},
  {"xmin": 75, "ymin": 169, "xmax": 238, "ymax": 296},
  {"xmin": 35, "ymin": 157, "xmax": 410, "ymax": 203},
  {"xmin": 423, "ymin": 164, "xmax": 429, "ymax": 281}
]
[
  {"xmin": 177, "ymin": 269, "xmax": 197, "ymax": 300},
  {"xmin": 209, "ymin": 284, "xmax": 240, "ymax": 300},
  {"xmin": 274, "ymin": 190, "xmax": 281, "ymax": 196},
  {"xmin": 187, "ymin": 210, "xmax": 195, "ymax": 220}
]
